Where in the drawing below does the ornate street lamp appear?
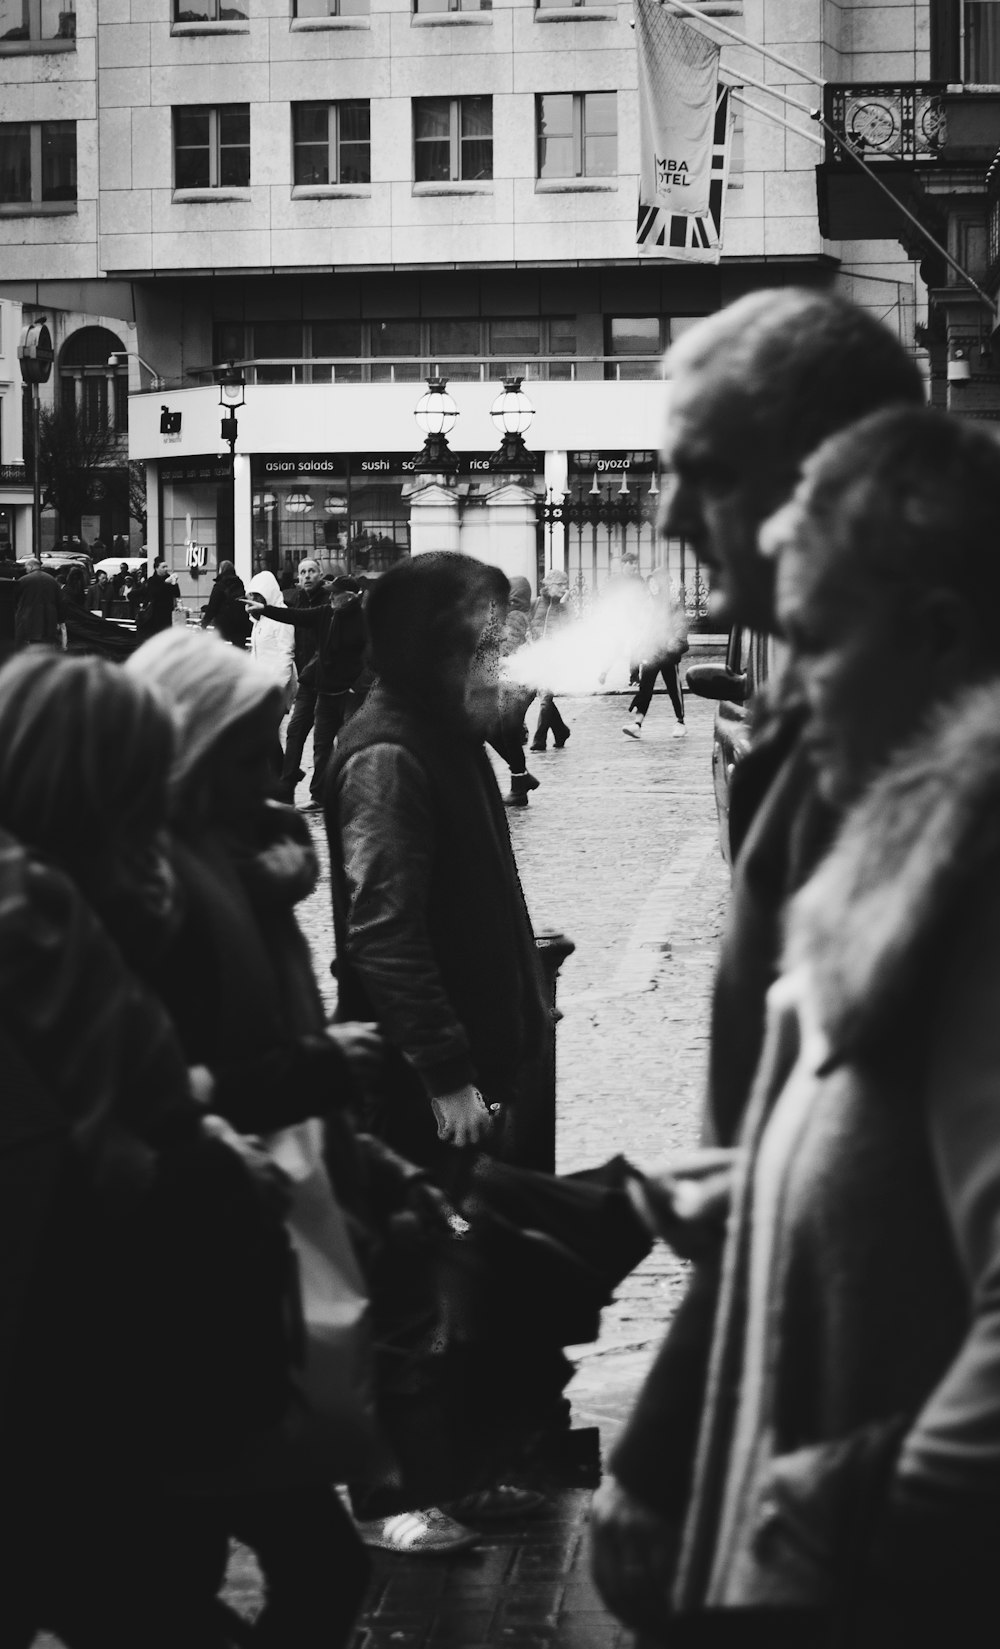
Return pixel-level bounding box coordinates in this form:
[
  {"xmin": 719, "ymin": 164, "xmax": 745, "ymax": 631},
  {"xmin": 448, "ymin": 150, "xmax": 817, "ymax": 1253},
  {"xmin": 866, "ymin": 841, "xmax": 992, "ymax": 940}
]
[
  {"xmin": 218, "ymin": 360, "xmax": 246, "ymax": 457},
  {"xmin": 488, "ymin": 375, "xmax": 538, "ymax": 472},
  {"xmin": 412, "ymin": 376, "xmax": 459, "ymax": 472}
]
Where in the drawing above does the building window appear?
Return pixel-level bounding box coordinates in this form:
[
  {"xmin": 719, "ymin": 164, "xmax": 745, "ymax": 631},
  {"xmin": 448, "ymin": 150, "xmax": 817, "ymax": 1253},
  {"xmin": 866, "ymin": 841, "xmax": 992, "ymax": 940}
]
[
  {"xmin": 535, "ymin": 0, "xmax": 605, "ymax": 8},
  {"xmin": 293, "ymin": 102, "xmax": 370, "ymax": 186},
  {"xmin": 59, "ymin": 327, "xmax": 129, "ymax": 435},
  {"xmin": 0, "ymin": 0, "xmax": 75, "ymax": 47},
  {"xmin": 536, "ymin": 92, "xmax": 616, "ymax": 179},
  {"xmin": 173, "ymin": 0, "xmax": 248, "ymax": 20},
  {"xmin": 293, "ymin": 0, "xmax": 370, "ymax": 14},
  {"xmin": 414, "ymin": 96, "xmax": 492, "ymax": 182},
  {"xmin": 174, "ymin": 105, "xmax": 250, "ymax": 189},
  {"xmin": 964, "ymin": 0, "xmax": 1000, "ymax": 79},
  {"xmin": 0, "ymin": 120, "xmax": 76, "ymax": 208},
  {"xmin": 414, "ymin": 0, "xmax": 491, "ymax": 11}
]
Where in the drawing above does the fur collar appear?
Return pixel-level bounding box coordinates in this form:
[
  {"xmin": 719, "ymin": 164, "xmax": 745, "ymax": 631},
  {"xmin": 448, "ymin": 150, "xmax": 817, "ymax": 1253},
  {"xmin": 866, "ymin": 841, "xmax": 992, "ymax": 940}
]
[{"xmin": 783, "ymin": 680, "xmax": 1000, "ymax": 1062}]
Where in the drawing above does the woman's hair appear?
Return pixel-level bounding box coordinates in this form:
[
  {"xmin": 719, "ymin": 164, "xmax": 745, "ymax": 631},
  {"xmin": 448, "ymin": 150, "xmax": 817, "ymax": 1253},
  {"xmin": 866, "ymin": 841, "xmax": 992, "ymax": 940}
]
[
  {"xmin": 0, "ymin": 651, "xmax": 174, "ymax": 877},
  {"xmin": 125, "ymin": 627, "xmax": 282, "ymax": 805},
  {"xmin": 784, "ymin": 407, "xmax": 1000, "ymax": 661}
]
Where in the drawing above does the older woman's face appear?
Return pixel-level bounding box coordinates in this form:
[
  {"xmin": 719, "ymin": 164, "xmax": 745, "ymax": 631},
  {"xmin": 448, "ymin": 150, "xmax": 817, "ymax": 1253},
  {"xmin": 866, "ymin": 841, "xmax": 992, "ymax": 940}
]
[{"xmin": 774, "ymin": 516, "xmax": 940, "ymax": 809}]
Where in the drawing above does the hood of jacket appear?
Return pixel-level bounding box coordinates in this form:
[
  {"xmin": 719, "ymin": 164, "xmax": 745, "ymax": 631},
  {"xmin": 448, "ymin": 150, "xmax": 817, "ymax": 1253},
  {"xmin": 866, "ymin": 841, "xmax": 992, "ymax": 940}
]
[
  {"xmin": 508, "ymin": 576, "xmax": 532, "ymax": 614},
  {"xmin": 783, "ymin": 678, "xmax": 1000, "ymax": 1064},
  {"xmin": 249, "ymin": 570, "xmax": 283, "ymax": 607}
]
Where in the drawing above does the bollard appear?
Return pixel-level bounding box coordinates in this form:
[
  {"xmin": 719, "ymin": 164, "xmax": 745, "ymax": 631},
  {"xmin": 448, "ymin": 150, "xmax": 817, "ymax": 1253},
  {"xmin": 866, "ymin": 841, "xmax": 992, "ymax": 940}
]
[{"xmin": 503, "ymin": 930, "xmax": 575, "ymax": 1175}]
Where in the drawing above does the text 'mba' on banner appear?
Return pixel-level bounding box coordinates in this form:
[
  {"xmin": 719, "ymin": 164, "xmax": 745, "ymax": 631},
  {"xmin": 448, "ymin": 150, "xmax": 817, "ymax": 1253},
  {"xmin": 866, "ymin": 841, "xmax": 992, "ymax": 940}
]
[{"xmin": 635, "ymin": 0, "xmax": 734, "ymax": 263}]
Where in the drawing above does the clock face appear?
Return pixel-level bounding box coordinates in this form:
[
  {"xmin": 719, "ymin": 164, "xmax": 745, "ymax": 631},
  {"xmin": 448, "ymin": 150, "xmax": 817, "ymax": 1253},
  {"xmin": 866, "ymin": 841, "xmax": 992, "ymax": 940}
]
[{"xmin": 848, "ymin": 100, "xmax": 898, "ymax": 151}]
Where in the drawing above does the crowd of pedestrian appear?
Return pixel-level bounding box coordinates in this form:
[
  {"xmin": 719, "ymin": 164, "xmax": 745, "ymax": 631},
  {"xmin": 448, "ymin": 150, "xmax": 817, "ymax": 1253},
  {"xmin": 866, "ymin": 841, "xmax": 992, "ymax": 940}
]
[{"xmin": 7, "ymin": 284, "xmax": 1000, "ymax": 1649}]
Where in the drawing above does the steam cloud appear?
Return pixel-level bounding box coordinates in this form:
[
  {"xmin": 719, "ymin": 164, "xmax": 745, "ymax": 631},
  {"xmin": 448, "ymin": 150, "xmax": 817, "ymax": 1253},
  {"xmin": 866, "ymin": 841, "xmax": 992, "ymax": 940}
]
[{"xmin": 503, "ymin": 574, "xmax": 686, "ymax": 696}]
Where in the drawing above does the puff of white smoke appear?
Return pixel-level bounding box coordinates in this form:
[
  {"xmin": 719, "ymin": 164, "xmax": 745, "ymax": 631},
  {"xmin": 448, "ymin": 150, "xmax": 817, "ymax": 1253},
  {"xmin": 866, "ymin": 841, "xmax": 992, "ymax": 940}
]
[{"xmin": 502, "ymin": 575, "xmax": 684, "ymax": 695}]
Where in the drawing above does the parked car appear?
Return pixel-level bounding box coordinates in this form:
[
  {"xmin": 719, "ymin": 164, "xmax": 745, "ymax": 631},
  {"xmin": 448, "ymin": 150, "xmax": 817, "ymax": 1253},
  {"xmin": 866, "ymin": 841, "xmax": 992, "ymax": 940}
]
[
  {"xmin": 93, "ymin": 555, "xmax": 147, "ymax": 578},
  {"xmin": 685, "ymin": 627, "xmax": 786, "ymax": 864},
  {"xmin": 19, "ymin": 552, "xmax": 95, "ymax": 582}
]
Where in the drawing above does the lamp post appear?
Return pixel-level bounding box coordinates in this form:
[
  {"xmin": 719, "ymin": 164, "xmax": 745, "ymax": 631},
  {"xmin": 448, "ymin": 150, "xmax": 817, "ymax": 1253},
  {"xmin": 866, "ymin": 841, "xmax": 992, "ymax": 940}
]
[
  {"xmin": 107, "ymin": 350, "xmax": 166, "ymax": 390},
  {"xmin": 218, "ymin": 360, "xmax": 246, "ymax": 458},
  {"xmin": 488, "ymin": 375, "xmax": 538, "ymax": 473},
  {"xmin": 17, "ymin": 319, "xmax": 53, "ymax": 560},
  {"xmin": 412, "ymin": 376, "xmax": 460, "ymax": 472}
]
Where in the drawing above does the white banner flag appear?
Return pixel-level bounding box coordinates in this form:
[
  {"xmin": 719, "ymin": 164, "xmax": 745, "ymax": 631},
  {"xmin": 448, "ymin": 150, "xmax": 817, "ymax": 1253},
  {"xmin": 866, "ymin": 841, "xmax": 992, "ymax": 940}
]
[
  {"xmin": 636, "ymin": 0, "xmax": 720, "ymax": 218},
  {"xmin": 636, "ymin": 86, "xmax": 734, "ymax": 264}
]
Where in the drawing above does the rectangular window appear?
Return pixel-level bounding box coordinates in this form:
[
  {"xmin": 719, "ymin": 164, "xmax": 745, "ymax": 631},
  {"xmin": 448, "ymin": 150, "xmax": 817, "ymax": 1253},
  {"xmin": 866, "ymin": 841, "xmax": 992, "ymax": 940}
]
[
  {"xmin": 292, "ymin": 101, "xmax": 370, "ymax": 186},
  {"xmin": 965, "ymin": 0, "xmax": 1000, "ymax": 80},
  {"xmin": 0, "ymin": 119, "xmax": 76, "ymax": 207},
  {"xmin": 414, "ymin": 0, "xmax": 491, "ymax": 10},
  {"xmin": 293, "ymin": 0, "xmax": 370, "ymax": 14},
  {"xmin": 606, "ymin": 317, "xmax": 663, "ymax": 380},
  {"xmin": 311, "ymin": 321, "xmax": 364, "ymax": 382},
  {"xmin": 173, "ymin": 0, "xmax": 248, "ymax": 21},
  {"xmin": 173, "ymin": 105, "xmax": 250, "ymax": 189},
  {"xmin": 537, "ymin": 91, "xmax": 617, "ymax": 179},
  {"xmin": 414, "ymin": 96, "xmax": 492, "ymax": 182},
  {"xmin": 535, "ymin": 0, "xmax": 605, "ymax": 8},
  {"xmin": 0, "ymin": 0, "xmax": 75, "ymax": 46},
  {"xmin": 371, "ymin": 319, "xmax": 422, "ymax": 383}
]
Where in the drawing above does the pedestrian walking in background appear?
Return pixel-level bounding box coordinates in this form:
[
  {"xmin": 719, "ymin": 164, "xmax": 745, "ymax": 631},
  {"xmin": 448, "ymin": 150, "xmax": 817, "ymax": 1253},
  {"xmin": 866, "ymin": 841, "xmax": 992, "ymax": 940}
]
[
  {"xmin": 668, "ymin": 408, "xmax": 1000, "ymax": 1645},
  {"xmin": 486, "ymin": 575, "xmax": 540, "ymax": 807},
  {"xmin": 590, "ymin": 289, "xmax": 927, "ymax": 1639},
  {"xmin": 529, "ymin": 567, "xmax": 573, "ymax": 751},
  {"xmin": 273, "ymin": 557, "xmax": 329, "ymax": 804},
  {"xmin": 621, "ymin": 566, "xmax": 689, "ymax": 739},
  {"xmin": 13, "ymin": 558, "xmax": 66, "ymax": 650},
  {"xmin": 201, "ymin": 558, "xmax": 251, "ymax": 647},
  {"xmin": 135, "ymin": 557, "xmax": 180, "ymax": 638},
  {"xmin": 248, "ymin": 570, "xmax": 366, "ymax": 811},
  {"xmin": 91, "ymin": 567, "xmax": 112, "ymax": 616},
  {"xmin": 325, "ymin": 552, "xmax": 551, "ymax": 1556}
]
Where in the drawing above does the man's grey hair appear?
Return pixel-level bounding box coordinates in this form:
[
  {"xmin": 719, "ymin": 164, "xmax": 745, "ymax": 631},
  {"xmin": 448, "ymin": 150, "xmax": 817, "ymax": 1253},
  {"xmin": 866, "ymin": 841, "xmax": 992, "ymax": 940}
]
[{"xmin": 666, "ymin": 288, "xmax": 925, "ymax": 467}]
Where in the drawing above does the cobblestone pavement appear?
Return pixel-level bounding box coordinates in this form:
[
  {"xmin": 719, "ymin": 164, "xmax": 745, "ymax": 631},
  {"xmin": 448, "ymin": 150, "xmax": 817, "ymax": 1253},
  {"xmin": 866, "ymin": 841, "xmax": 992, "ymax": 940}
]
[{"xmin": 34, "ymin": 682, "xmax": 729, "ymax": 1649}]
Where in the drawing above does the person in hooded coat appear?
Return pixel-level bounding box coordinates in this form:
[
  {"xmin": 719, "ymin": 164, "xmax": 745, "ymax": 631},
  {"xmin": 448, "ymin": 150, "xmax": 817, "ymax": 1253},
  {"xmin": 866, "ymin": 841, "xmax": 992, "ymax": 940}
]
[
  {"xmin": 200, "ymin": 559, "xmax": 250, "ymax": 647},
  {"xmin": 324, "ymin": 552, "xmax": 552, "ymax": 1556},
  {"xmin": 620, "ymin": 565, "xmax": 689, "ymax": 740},
  {"xmin": 248, "ymin": 569, "xmax": 297, "ymax": 707}
]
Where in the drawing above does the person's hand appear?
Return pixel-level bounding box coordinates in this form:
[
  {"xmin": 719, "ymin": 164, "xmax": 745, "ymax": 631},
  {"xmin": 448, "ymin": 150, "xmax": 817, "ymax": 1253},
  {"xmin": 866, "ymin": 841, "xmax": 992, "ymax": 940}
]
[
  {"xmin": 623, "ymin": 1149, "xmax": 738, "ymax": 1259},
  {"xmin": 246, "ymin": 591, "xmax": 266, "ymax": 609},
  {"xmin": 326, "ymin": 1021, "xmax": 384, "ymax": 1083},
  {"xmin": 430, "ymin": 1083, "xmax": 498, "ymax": 1147},
  {"xmin": 590, "ymin": 1478, "xmax": 681, "ymax": 1636},
  {"xmin": 200, "ymin": 1113, "xmax": 291, "ymax": 1214}
]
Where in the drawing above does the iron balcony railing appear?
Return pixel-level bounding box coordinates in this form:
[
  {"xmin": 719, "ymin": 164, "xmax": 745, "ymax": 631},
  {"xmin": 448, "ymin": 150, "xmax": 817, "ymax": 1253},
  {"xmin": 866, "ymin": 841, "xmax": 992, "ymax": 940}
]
[
  {"xmin": 824, "ymin": 83, "xmax": 947, "ymax": 164},
  {"xmin": 0, "ymin": 464, "xmax": 27, "ymax": 484}
]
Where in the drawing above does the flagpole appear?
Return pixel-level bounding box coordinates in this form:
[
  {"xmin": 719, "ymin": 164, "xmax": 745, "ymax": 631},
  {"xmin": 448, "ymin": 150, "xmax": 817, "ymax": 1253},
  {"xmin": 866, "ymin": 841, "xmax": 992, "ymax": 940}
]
[
  {"xmin": 655, "ymin": 0, "xmax": 997, "ymax": 321},
  {"xmin": 722, "ymin": 66, "xmax": 818, "ymax": 120},
  {"xmin": 660, "ymin": 0, "xmax": 825, "ymax": 87},
  {"xmin": 729, "ymin": 90, "xmax": 824, "ymax": 151}
]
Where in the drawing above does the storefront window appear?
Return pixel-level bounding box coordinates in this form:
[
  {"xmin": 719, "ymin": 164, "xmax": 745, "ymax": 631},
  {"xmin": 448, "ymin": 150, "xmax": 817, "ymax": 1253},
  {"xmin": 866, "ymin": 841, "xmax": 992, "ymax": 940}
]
[
  {"xmin": 252, "ymin": 455, "xmax": 411, "ymax": 577},
  {"xmin": 161, "ymin": 458, "xmax": 234, "ymax": 608}
]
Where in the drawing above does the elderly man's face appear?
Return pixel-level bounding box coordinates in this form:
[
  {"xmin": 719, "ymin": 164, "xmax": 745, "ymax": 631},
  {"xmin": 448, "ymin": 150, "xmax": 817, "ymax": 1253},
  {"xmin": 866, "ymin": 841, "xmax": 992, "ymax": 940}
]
[
  {"xmin": 659, "ymin": 363, "xmax": 792, "ymax": 632},
  {"xmin": 298, "ymin": 561, "xmax": 321, "ymax": 589}
]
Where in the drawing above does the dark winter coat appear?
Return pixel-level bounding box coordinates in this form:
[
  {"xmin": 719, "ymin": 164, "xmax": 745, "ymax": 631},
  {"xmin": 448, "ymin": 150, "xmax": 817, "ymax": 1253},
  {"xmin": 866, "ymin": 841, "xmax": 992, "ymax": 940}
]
[
  {"xmin": 674, "ymin": 682, "xmax": 1000, "ymax": 1632},
  {"xmin": 283, "ymin": 582, "xmax": 331, "ymax": 676},
  {"xmin": 14, "ymin": 568, "xmax": 65, "ymax": 647},
  {"xmin": 135, "ymin": 571, "xmax": 179, "ymax": 636},
  {"xmin": 528, "ymin": 590, "xmax": 572, "ymax": 642},
  {"xmin": 202, "ymin": 568, "xmax": 250, "ymax": 645},
  {"xmin": 258, "ymin": 590, "xmax": 366, "ymax": 695},
  {"xmin": 326, "ymin": 682, "xmax": 550, "ymax": 1158}
]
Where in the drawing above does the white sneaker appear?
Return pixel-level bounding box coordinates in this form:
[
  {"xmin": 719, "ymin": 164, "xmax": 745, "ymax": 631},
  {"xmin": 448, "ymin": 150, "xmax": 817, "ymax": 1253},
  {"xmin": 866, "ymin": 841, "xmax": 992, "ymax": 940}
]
[
  {"xmin": 355, "ymin": 1507, "xmax": 480, "ymax": 1556},
  {"xmin": 622, "ymin": 720, "xmax": 643, "ymax": 739},
  {"xmin": 671, "ymin": 723, "xmax": 687, "ymax": 737}
]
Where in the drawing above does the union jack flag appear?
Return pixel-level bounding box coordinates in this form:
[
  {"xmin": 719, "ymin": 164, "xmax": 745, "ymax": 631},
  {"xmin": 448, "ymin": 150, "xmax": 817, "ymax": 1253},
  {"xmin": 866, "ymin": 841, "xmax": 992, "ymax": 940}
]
[{"xmin": 636, "ymin": 87, "xmax": 734, "ymax": 263}]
